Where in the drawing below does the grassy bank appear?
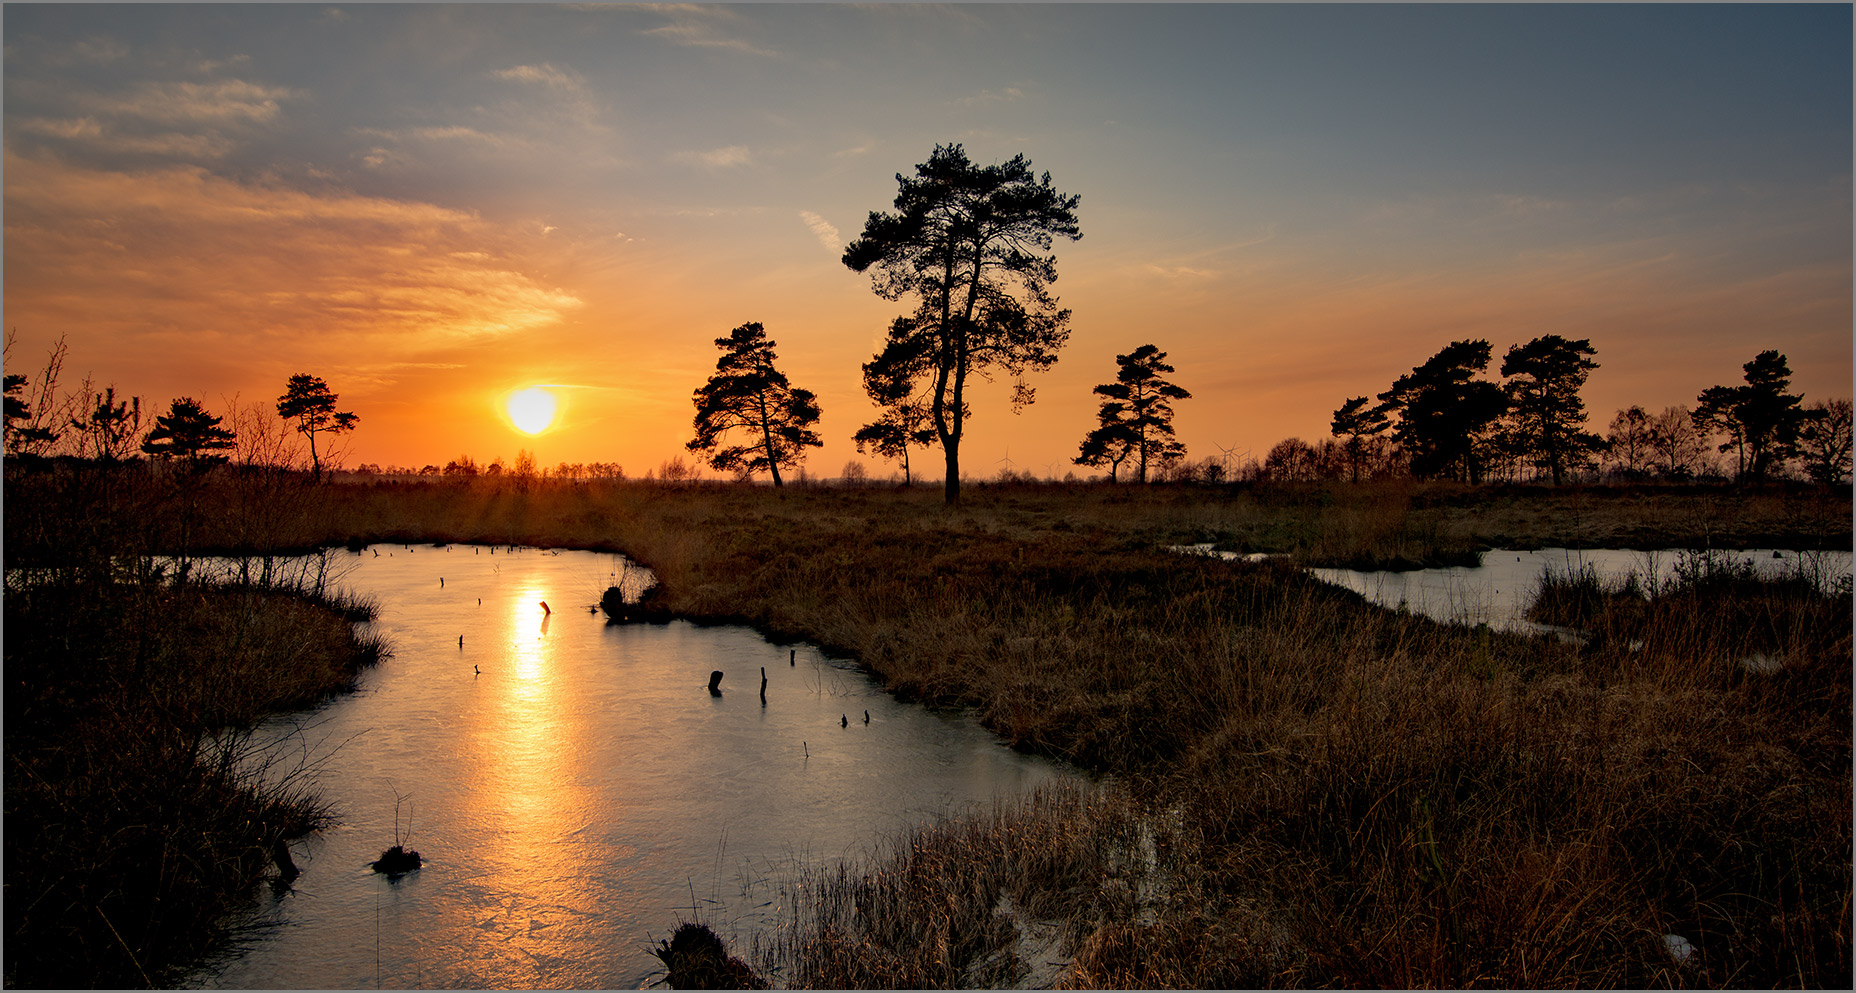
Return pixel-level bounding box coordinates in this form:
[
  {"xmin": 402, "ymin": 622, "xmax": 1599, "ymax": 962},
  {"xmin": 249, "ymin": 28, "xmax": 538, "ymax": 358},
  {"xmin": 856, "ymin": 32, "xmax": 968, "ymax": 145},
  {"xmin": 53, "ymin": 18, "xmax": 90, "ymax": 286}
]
[
  {"xmin": 4, "ymin": 574, "xmax": 389, "ymax": 988},
  {"xmin": 9, "ymin": 470, "xmax": 1847, "ymax": 986},
  {"xmin": 4, "ymin": 463, "xmax": 391, "ymax": 988}
]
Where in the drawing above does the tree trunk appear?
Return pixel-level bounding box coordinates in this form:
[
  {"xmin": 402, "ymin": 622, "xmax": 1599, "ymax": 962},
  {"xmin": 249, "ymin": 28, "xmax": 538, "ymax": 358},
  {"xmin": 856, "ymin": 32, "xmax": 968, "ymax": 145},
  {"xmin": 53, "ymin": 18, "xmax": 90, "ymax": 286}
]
[
  {"xmin": 944, "ymin": 298, "xmax": 974, "ymax": 506},
  {"xmin": 756, "ymin": 379, "xmax": 783, "ymax": 488}
]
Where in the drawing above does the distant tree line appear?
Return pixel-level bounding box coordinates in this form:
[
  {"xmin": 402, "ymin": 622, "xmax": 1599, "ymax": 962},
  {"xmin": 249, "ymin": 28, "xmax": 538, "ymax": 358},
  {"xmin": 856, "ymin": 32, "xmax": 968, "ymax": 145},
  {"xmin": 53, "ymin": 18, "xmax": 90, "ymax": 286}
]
[
  {"xmin": 3, "ymin": 333, "xmax": 368, "ymax": 481},
  {"xmin": 1277, "ymin": 340, "xmax": 1851, "ymax": 486}
]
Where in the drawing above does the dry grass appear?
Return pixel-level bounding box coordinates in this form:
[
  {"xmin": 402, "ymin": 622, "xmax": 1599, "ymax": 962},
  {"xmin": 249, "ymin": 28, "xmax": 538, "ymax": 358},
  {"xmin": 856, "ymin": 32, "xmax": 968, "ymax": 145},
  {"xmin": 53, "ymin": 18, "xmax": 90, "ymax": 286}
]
[
  {"xmin": 751, "ymin": 787, "xmax": 1288, "ymax": 989},
  {"xmin": 200, "ymin": 474, "xmax": 1851, "ymax": 987},
  {"xmin": 10, "ymin": 468, "xmax": 1847, "ymax": 987},
  {"xmin": 4, "ymin": 463, "xmax": 390, "ymax": 988}
]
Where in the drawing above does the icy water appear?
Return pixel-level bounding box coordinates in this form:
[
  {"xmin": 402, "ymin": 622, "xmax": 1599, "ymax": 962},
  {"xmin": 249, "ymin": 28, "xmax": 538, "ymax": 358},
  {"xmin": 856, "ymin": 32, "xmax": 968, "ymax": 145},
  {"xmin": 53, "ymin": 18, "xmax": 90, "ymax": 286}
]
[
  {"xmin": 1312, "ymin": 546, "xmax": 1853, "ymax": 632},
  {"xmin": 1174, "ymin": 544, "xmax": 1851, "ymax": 632},
  {"xmin": 185, "ymin": 546, "xmax": 1082, "ymax": 989}
]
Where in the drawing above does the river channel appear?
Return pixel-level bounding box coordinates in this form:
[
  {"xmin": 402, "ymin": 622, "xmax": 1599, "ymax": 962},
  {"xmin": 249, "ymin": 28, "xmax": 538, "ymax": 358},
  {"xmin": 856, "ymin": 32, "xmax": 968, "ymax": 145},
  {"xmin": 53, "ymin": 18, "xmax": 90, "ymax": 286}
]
[{"xmin": 186, "ymin": 546, "xmax": 1082, "ymax": 989}]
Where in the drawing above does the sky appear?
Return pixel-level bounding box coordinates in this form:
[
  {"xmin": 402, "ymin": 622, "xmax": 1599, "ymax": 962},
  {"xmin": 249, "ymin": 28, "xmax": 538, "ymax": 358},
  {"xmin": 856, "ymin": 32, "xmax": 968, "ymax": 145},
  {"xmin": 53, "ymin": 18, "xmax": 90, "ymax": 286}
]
[{"xmin": 5, "ymin": 3, "xmax": 1851, "ymax": 479}]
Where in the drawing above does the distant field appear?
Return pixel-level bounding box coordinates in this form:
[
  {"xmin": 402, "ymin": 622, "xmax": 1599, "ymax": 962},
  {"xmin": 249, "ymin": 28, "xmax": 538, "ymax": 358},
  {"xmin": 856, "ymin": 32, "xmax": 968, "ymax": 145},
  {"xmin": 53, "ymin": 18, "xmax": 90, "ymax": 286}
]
[{"xmin": 151, "ymin": 473, "xmax": 1856, "ymax": 562}]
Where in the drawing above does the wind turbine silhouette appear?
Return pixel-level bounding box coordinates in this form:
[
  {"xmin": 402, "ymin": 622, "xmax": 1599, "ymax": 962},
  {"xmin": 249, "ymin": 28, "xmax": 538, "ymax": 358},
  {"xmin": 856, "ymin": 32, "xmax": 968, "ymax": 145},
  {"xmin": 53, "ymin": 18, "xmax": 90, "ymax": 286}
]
[
  {"xmin": 996, "ymin": 444, "xmax": 1017, "ymax": 478},
  {"xmin": 1214, "ymin": 441, "xmax": 1247, "ymax": 481}
]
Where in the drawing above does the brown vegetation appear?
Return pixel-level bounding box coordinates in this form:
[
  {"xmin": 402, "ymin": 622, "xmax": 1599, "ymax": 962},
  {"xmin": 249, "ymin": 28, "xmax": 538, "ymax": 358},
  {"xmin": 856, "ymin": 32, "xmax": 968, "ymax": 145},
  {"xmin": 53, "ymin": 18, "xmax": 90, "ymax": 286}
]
[
  {"xmin": 4, "ymin": 576, "xmax": 388, "ymax": 988},
  {"xmin": 220, "ymin": 474, "xmax": 1846, "ymax": 987},
  {"xmin": 7, "ymin": 468, "xmax": 1848, "ymax": 987},
  {"xmin": 4, "ymin": 461, "xmax": 389, "ymax": 988}
]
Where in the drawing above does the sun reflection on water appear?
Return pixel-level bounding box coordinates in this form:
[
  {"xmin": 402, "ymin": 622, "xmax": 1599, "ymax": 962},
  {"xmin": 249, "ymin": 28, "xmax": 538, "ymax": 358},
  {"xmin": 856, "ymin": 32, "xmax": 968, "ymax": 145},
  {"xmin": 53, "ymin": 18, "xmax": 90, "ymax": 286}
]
[{"xmin": 447, "ymin": 582, "xmax": 606, "ymax": 984}]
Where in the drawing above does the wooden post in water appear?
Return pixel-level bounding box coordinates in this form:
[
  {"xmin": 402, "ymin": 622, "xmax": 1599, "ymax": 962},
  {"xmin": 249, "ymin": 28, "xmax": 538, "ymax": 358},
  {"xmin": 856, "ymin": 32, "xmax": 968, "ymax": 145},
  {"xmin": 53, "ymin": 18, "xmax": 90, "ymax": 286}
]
[
  {"xmin": 708, "ymin": 670, "xmax": 724, "ymax": 696},
  {"xmin": 789, "ymin": 649, "xmax": 796, "ymax": 666},
  {"xmin": 272, "ymin": 837, "xmax": 300, "ymax": 882},
  {"xmin": 760, "ymin": 666, "xmax": 767, "ymax": 705}
]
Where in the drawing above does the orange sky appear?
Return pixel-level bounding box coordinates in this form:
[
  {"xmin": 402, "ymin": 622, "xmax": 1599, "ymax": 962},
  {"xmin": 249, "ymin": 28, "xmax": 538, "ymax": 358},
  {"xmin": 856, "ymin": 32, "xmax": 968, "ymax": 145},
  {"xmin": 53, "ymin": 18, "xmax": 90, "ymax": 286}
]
[{"xmin": 6, "ymin": 5, "xmax": 1850, "ymax": 478}]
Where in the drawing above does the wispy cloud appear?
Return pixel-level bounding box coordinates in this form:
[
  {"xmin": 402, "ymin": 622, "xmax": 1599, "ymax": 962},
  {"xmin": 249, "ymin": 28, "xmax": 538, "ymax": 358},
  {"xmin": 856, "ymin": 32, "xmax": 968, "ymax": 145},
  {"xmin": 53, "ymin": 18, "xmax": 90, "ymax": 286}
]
[
  {"xmin": 493, "ymin": 63, "xmax": 583, "ymax": 91},
  {"xmin": 26, "ymin": 36, "xmax": 132, "ymax": 67},
  {"xmin": 483, "ymin": 62, "xmax": 607, "ymax": 141},
  {"xmin": 954, "ymin": 85, "xmax": 1025, "ymax": 108},
  {"xmin": 3, "ymin": 152, "xmax": 583, "ymax": 365},
  {"xmin": 18, "ymin": 116, "xmax": 105, "ymax": 140},
  {"xmin": 360, "ymin": 145, "xmax": 402, "ymax": 170},
  {"xmin": 799, "ymin": 210, "xmax": 841, "ymax": 254},
  {"xmin": 71, "ymin": 37, "xmax": 131, "ymax": 63},
  {"xmin": 411, "ymin": 125, "xmax": 504, "ymax": 144},
  {"xmin": 17, "ymin": 115, "xmax": 238, "ymax": 159},
  {"xmin": 1134, "ymin": 229, "xmax": 1278, "ymax": 281},
  {"xmin": 674, "ymin": 145, "xmax": 752, "ymax": 169},
  {"xmin": 636, "ymin": 5, "xmax": 780, "ymax": 57},
  {"xmin": 1142, "ymin": 263, "xmax": 1218, "ymax": 280},
  {"xmin": 193, "ymin": 54, "xmax": 253, "ymax": 74},
  {"xmin": 92, "ymin": 79, "xmax": 300, "ymax": 125}
]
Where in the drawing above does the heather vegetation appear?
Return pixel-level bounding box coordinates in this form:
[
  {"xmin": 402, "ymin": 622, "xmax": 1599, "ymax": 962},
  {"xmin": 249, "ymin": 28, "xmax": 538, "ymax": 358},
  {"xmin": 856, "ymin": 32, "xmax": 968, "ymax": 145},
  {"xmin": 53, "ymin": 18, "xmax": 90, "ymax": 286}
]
[{"xmin": 8, "ymin": 459, "xmax": 1844, "ymax": 987}]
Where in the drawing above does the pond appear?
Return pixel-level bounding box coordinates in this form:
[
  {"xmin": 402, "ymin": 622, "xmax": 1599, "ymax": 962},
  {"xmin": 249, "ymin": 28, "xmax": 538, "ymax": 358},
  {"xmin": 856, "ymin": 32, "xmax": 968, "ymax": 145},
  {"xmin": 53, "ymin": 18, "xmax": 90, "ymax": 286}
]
[
  {"xmin": 1174, "ymin": 544, "xmax": 1851, "ymax": 633},
  {"xmin": 186, "ymin": 546, "xmax": 1083, "ymax": 990},
  {"xmin": 1310, "ymin": 547, "xmax": 1853, "ymax": 632}
]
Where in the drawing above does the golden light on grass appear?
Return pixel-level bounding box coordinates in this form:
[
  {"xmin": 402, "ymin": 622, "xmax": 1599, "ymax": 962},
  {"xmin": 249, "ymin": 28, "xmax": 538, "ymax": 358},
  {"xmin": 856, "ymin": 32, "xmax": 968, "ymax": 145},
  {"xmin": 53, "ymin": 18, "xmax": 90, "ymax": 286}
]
[{"xmin": 505, "ymin": 386, "xmax": 559, "ymax": 435}]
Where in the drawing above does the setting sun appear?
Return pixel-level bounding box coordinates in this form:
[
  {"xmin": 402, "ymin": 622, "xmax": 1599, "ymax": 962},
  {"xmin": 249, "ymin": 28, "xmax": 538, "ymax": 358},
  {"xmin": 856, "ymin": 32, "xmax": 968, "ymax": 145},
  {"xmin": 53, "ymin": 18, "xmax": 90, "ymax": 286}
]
[{"xmin": 506, "ymin": 387, "xmax": 558, "ymax": 435}]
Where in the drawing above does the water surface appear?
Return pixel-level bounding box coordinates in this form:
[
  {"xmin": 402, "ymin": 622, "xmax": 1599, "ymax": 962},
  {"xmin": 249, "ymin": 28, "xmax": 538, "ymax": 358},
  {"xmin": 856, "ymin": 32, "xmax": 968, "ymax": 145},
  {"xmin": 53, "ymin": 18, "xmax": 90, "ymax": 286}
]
[
  {"xmin": 1311, "ymin": 546, "xmax": 1852, "ymax": 631},
  {"xmin": 189, "ymin": 546, "xmax": 1080, "ymax": 989}
]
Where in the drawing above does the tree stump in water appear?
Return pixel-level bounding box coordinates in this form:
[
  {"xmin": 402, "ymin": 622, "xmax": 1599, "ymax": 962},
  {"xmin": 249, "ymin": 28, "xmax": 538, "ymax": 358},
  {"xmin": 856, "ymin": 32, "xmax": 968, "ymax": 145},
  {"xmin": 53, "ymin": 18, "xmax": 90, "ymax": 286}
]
[
  {"xmin": 652, "ymin": 922, "xmax": 767, "ymax": 989},
  {"xmin": 371, "ymin": 845, "xmax": 422, "ymax": 876},
  {"xmin": 600, "ymin": 585, "xmax": 628, "ymax": 622},
  {"xmin": 708, "ymin": 670, "xmax": 724, "ymax": 696},
  {"xmin": 272, "ymin": 837, "xmax": 300, "ymax": 882}
]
